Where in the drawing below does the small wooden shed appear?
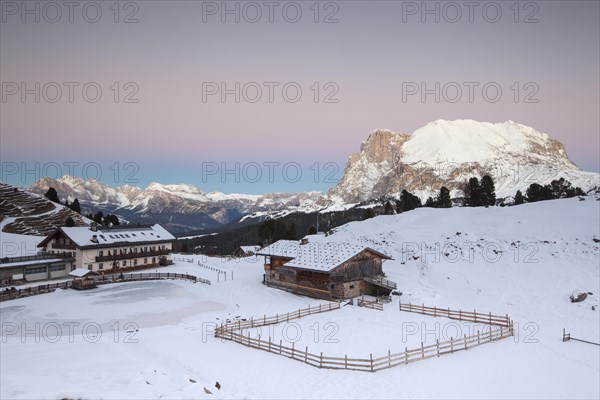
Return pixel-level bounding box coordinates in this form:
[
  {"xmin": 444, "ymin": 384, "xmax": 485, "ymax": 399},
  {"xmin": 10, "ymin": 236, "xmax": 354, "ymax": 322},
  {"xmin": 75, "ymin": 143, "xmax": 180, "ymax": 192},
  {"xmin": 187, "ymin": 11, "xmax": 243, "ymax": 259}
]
[{"xmin": 69, "ymin": 268, "xmax": 99, "ymax": 290}]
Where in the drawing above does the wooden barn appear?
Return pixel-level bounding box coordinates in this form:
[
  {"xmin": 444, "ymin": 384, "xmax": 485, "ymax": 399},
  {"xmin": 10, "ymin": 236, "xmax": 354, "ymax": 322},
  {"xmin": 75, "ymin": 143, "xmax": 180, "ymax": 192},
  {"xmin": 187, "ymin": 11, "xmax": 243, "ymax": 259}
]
[
  {"xmin": 233, "ymin": 245, "xmax": 261, "ymax": 258},
  {"xmin": 257, "ymin": 240, "xmax": 395, "ymax": 300}
]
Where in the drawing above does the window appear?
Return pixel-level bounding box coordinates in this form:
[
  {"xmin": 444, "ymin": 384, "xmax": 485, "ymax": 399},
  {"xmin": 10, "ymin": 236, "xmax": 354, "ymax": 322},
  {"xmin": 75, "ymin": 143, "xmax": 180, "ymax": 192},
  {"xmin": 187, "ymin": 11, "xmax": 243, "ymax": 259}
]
[
  {"xmin": 144, "ymin": 258, "xmax": 148, "ymax": 264},
  {"xmin": 98, "ymin": 263, "xmax": 104, "ymax": 270},
  {"xmin": 25, "ymin": 266, "xmax": 47, "ymax": 274},
  {"xmin": 134, "ymin": 259, "xmax": 138, "ymax": 266},
  {"xmin": 99, "ymin": 250, "xmax": 104, "ymax": 256},
  {"xmin": 123, "ymin": 260, "xmax": 127, "ymax": 266},
  {"xmin": 349, "ymin": 285, "xmax": 355, "ymax": 289},
  {"xmin": 50, "ymin": 265, "xmax": 65, "ymax": 272},
  {"xmin": 87, "ymin": 265, "xmax": 93, "ymax": 270}
]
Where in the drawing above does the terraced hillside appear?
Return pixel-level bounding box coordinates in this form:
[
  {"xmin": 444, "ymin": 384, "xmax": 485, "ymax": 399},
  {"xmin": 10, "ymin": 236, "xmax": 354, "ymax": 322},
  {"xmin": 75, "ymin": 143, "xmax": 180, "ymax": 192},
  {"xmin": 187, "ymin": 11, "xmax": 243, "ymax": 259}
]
[{"xmin": 0, "ymin": 183, "xmax": 89, "ymax": 235}]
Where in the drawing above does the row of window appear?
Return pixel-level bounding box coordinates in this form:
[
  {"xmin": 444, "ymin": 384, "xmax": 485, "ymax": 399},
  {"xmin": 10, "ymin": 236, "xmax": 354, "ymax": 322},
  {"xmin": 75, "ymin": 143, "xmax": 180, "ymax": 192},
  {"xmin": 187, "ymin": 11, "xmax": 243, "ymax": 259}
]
[
  {"xmin": 87, "ymin": 257, "xmax": 157, "ymax": 270},
  {"xmin": 23, "ymin": 265, "xmax": 66, "ymax": 275},
  {"xmin": 25, "ymin": 266, "xmax": 47, "ymax": 274},
  {"xmin": 98, "ymin": 245, "xmax": 167, "ymax": 257}
]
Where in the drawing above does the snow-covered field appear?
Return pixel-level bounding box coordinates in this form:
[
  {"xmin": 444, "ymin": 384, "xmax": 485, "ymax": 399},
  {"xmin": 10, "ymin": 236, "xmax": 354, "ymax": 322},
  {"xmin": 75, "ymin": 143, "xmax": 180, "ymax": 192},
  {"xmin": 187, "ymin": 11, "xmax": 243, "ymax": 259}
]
[{"xmin": 1, "ymin": 197, "xmax": 599, "ymax": 399}]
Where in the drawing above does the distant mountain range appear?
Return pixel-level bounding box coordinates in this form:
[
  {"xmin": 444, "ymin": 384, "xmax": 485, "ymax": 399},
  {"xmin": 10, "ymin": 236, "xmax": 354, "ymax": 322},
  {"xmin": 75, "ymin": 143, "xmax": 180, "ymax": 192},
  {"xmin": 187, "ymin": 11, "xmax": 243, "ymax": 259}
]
[
  {"xmin": 29, "ymin": 176, "xmax": 328, "ymax": 234},
  {"xmin": 27, "ymin": 120, "xmax": 599, "ymax": 234}
]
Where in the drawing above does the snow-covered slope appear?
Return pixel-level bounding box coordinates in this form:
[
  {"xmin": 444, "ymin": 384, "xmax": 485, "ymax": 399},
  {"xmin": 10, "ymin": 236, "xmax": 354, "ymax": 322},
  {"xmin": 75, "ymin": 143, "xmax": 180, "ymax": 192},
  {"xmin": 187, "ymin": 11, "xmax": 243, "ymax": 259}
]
[
  {"xmin": 330, "ymin": 119, "xmax": 600, "ymax": 202},
  {"xmin": 1, "ymin": 196, "xmax": 598, "ymax": 399}
]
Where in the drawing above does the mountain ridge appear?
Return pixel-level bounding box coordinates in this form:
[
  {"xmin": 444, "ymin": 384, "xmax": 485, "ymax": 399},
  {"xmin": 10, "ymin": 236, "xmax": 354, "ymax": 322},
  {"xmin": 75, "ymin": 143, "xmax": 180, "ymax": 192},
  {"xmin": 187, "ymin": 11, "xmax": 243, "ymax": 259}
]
[{"xmin": 26, "ymin": 119, "xmax": 600, "ymax": 233}]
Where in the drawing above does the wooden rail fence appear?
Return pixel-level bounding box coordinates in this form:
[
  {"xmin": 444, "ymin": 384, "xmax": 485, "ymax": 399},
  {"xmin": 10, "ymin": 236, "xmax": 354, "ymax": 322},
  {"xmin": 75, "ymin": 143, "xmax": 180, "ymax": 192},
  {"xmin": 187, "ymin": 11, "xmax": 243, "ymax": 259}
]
[
  {"xmin": 216, "ymin": 302, "xmax": 342, "ymax": 332},
  {"xmin": 0, "ymin": 272, "xmax": 209, "ymax": 302},
  {"xmin": 172, "ymin": 256, "xmax": 231, "ymax": 282},
  {"xmin": 563, "ymin": 328, "xmax": 600, "ymax": 346},
  {"xmin": 399, "ymin": 301, "xmax": 513, "ymax": 328},
  {"xmin": 215, "ymin": 301, "xmax": 514, "ymax": 373},
  {"xmin": 357, "ymin": 298, "xmax": 383, "ymax": 311}
]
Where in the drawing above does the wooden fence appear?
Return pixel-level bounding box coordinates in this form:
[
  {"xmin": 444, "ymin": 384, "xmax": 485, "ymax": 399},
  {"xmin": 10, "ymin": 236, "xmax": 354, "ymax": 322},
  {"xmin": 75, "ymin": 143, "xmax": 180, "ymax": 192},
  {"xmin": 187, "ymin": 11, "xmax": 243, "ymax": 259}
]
[
  {"xmin": 216, "ymin": 302, "xmax": 342, "ymax": 333},
  {"xmin": 399, "ymin": 301, "xmax": 512, "ymax": 328},
  {"xmin": 0, "ymin": 272, "xmax": 208, "ymax": 302},
  {"xmin": 172, "ymin": 256, "xmax": 231, "ymax": 282},
  {"xmin": 563, "ymin": 328, "xmax": 600, "ymax": 346},
  {"xmin": 215, "ymin": 301, "xmax": 514, "ymax": 373},
  {"xmin": 357, "ymin": 298, "xmax": 383, "ymax": 311}
]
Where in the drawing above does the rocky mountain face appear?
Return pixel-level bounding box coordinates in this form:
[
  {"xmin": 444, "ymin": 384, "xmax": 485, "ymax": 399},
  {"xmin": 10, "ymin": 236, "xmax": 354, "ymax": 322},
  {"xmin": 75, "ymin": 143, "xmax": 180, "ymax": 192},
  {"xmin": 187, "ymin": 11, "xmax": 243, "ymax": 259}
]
[
  {"xmin": 329, "ymin": 120, "xmax": 599, "ymax": 202},
  {"xmin": 0, "ymin": 182, "xmax": 89, "ymax": 236},
  {"xmin": 29, "ymin": 176, "xmax": 329, "ymax": 234},
  {"xmin": 26, "ymin": 120, "xmax": 599, "ymax": 234}
]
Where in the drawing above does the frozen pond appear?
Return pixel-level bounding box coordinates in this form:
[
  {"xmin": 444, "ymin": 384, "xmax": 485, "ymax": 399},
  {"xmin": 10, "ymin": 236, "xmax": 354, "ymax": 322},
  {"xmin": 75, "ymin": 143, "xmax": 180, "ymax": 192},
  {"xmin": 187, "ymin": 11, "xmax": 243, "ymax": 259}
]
[{"xmin": 0, "ymin": 280, "xmax": 226, "ymax": 337}]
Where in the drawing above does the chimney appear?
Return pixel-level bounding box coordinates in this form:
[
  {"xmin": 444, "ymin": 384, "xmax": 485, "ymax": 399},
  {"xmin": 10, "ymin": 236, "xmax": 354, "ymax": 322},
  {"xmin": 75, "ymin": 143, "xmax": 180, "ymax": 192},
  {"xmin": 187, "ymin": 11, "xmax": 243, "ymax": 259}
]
[
  {"xmin": 91, "ymin": 235, "xmax": 98, "ymax": 243},
  {"xmin": 91, "ymin": 222, "xmax": 97, "ymax": 232}
]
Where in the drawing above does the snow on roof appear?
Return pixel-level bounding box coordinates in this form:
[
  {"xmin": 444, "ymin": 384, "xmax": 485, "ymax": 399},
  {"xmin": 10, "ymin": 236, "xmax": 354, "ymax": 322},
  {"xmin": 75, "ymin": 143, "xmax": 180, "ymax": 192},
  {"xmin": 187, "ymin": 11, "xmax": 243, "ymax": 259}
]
[
  {"xmin": 69, "ymin": 268, "xmax": 98, "ymax": 277},
  {"xmin": 51, "ymin": 224, "xmax": 175, "ymax": 248},
  {"xmin": 238, "ymin": 245, "xmax": 261, "ymax": 253},
  {"xmin": 257, "ymin": 240, "xmax": 302, "ymax": 259},
  {"xmin": 257, "ymin": 240, "xmax": 391, "ymax": 272},
  {"xmin": 0, "ymin": 258, "xmax": 66, "ymax": 269}
]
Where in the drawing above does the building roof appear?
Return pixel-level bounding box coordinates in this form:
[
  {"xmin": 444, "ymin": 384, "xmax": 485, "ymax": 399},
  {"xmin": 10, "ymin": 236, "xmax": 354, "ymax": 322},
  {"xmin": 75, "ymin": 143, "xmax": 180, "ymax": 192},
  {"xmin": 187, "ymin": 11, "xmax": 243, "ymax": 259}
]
[
  {"xmin": 69, "ymin": 268, "xmax": 99, "ymax": 278},
  {"xmin": 257, "ymin": 240, "xmax": 392, "ymax": 272},
  {"xmin": 38, "ymin": 224, "xmax": 175, "ymax": 249},
  {"xmin": 0, "ymin": 258, "xmax": 67, "ymax": 270},
  {"xmin": 237, "ymin": 245, "xmax": 262, "ymax": 253}
]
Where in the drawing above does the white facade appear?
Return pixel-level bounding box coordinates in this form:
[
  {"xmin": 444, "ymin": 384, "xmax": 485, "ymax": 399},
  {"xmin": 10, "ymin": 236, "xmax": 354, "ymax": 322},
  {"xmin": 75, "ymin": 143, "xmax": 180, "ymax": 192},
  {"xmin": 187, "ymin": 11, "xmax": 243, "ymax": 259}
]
[{"xmin": 40, "ymin": 224, "xmax": 175, "ymax": 273}]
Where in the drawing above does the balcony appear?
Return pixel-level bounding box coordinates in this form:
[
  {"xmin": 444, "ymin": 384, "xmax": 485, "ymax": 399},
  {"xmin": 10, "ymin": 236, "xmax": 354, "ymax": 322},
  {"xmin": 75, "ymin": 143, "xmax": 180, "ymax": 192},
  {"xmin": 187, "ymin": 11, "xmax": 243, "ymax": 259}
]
[
  {"xmin": 95, "ymin": 248, "xmax": 170, "ymax": 262},
  {"xmin": 52, "ymin": 243, "xmax": 77, "ymax": 250}
]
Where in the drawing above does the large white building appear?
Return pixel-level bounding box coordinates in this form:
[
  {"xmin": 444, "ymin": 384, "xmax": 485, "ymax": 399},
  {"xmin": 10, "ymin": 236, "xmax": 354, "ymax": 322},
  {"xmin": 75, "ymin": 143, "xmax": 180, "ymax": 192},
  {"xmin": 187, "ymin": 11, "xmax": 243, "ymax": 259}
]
[{"xmin": 37, "ymin": 223, "xmax": 175, "ymax": 273}]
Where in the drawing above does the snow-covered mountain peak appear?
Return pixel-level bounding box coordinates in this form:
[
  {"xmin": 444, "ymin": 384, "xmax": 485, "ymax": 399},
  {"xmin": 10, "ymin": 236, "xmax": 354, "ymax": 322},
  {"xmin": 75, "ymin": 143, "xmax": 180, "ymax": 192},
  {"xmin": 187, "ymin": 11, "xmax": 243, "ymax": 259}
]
[{"xmin": 331, "ymin": 119, "xmax": 598, "ymax": 202}]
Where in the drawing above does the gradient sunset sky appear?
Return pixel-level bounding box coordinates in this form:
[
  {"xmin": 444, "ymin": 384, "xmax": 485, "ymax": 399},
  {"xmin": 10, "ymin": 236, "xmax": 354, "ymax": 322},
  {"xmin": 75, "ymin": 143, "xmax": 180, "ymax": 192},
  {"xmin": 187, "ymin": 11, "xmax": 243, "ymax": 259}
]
[{"xmin": 1, "ymin": 0, "xmax": 598, "ymax": 194}]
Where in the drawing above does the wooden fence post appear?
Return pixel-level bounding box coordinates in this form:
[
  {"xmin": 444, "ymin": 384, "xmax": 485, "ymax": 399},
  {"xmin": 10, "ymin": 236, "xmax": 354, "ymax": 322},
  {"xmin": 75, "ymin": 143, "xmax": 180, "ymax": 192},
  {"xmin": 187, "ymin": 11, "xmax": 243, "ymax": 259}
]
[
  {"xmin": 268, "ymin": 336, "xmax": 272, "ymax": 352},
  {"xmin": 459, "ymin": 309, "xmax": 462, "ymax": 321},
  {"xmin": 464, "ymin": 334, "xmax": 467, "ymax": 350},
  {"xmin": 421, "ymin": 342, "xmax": 424, "ymax": 358},
  {"xmin": 388, "ymin": 349, "xmax": 391, "ymax": 367},
  {"xmin": 305, "ymin": 346, "xmax": 308, "ymax": 363},
  {"xmin": 436, "ymin": 340, "xmax": 440, "ymax": 357},
  {"xmin": 405, "ymin": 348, "xmax": 408, "ymax": 364},
  {"xmin": 370, "ymin": 353, "xmax": 374, "ymax": 372},
  {"xmin": 279, "ymin": 340, "xmax": 282, "ymax": 354},
  {"xmin": 291, "ymin": 342, "xmax": 295, "ymax": 359},
  {"xmin": 434, "ymin": 306, "xmax": 437, "ymax": 317},
  {"xmin": 320, "ymin": 352, "xmax": 323, "ymax": 368},
  {"xmin": 345, "ymin": 354, "xmax": 348, "ymax": 369},
  {"xmin": 489, "ymin": 312, "xmax": 492, "ymax": 325},
  {"xmin": 477, "ymin": 330, "xmax": 480, "ymax": 344}
]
